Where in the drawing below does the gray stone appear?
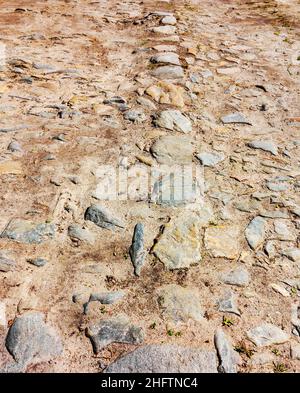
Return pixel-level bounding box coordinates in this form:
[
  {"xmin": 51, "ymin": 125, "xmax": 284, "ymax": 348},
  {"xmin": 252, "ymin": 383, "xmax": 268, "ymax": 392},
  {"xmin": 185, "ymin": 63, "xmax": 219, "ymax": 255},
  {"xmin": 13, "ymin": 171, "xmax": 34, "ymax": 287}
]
[
  {"xmin": 214, "ymin": 328, "xmax": 238, "ymax": 373},
  {"xmin": 0, "ymin": 254, "xmax": 16, "ymax": 272},
  {"xmin": 221, "ymin": 267, "xmax": 250, "ymax": 287},
  {"xmin": 86, "ymin": 316, "xmax": 144, "ymax": 353},
  {"xmin": 153, "ymin": 110, "xmax": 192, "ymax": 133},
  {"xmin": 83, "ymin": 291, "xmax": 125, "ymax": 314},
  {"xmin": 196, "ymin": 152, "xmax": 225, "ymax": 167},
  {"xmin": 151, "ymin": 65, "xmax": 184, "ymax": 80},
  {"xmin": 104, "ymin": 344, "xmax": 218, "ymax": 373},
  {"xmin": 150, "ymin": 173, "xmax": 201, "ymax": 207},
  {"xmin": 124, "ymin": 110, "xmax": 146, "ymax": 123},
  {"xmin": 247, "ymin": 140, "xmax": 278, "ymax": 155},
  {"xmin": 8, "ymin": 141, "xmax": 23, "ymax": 152},
  {"xmin": 151, "ymin": 25, "xmax": 176, "ymax": 35},
  {"xmin": 84, "ymin": 205, "xmax": 125, "ymax": 230},
  {"xmin": 161, "ymin": 16, "xmax": 177, "ymax": 25},
  {"xmin": 150, "ymin": 135, "xmax": 194, "ymax": 165},
  {"xmin": 247, "ymin": 323, "xmax": 290, "ymax": 347},
  {"xmin": 221, "ymin": 113, "xmax": 251, "ymax": 125},
  {"xmin": 157, "ymin": 284, "xmax": 204, "ymax": 323},
  {"xmin": 217, "ymin": 291, "xmax": 240, "ymax": 316},
  {"xmin": 150, "ymin": 52, "xmax": 180, "ymax": 66},
  {"xmin": 137, "ymin": 96, "xmax": 157, "ymax": 110},
  {"xmin": 28, "ymin": 257, "xmax": 47, "ymax": 267},
  {"xmin": 274, "ymin": 220, "xmax": 295, "ymax": 241},
  {"xmin": 129, "ymin": 223, "xmax": 146, "ymax": 276},
  {"xmin": 68, "ymin": 224, "xmax": 96, "ymax": 244},
  {"xmin": 282, "ymin": 248, "xmax": 300, "ymax": 262},
  {"xmin": 153, "ymin": 212, "xmax": 202, "ymax": 270},
  {"xmin": 266, "ymin": 182, "xmax": 289, "ymax": 192},
  {"xmin": 1, "ymin": 219, "xmax": 55, "ymax": 244},
  {"xmin": 5, "ymin": 312, "xmax": 63, "ymax": 367},
  {"xmin": 245, "ymin": 216, "xmax": 266, "ymax": 250}
]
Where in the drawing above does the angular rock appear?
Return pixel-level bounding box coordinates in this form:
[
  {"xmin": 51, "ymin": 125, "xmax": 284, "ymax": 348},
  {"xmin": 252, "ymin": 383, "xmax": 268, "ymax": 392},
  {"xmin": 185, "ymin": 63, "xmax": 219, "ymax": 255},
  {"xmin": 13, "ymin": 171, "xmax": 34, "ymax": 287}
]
[
  {"xmin": 137, "ymin": 96, "xmax": 157, "ymax": 110},
  {"xmin": 150, "ymin": 52, "xmax": 180, "ymax": 66},
  {"xmin": 274, "ymin": 220, "xmax": 295, "ymax": 241},
  {"xmin": 84, "ymin": 205, "xmax": 124, "ymax": 230},
  {"xmin": 151, "ymin": 65, "xmax": 184, "ymax": 80},
  {"xmin": 204, "ymin": 225, "xmax": 241, "ymax": 259},
  {"xmin": 245, "ymin": 216, "xmax": 266, "ymax": 250},
  {"xmin": 214, "ymin": 328, "xmax": 238, "ymax": 373},
  {"xmin": 221, "ymin": 113, "xmax": 251, "ymax": 125},
  {"xmin": 248, "ymin": 140, "xmax": 278, "ymax": 156},
  {"xmin": 8, "ymin": 141, "xmax": 23, "ymax": 153},
  {"xmin": 5, "ymin": 312, "xmax": 63, "ymax": 367},
  {"xmin": 1, "ymin": 219, "xmax": 55, "ymax": 244},
  {"xmin": 282, "ymin": 248, "xmax": 300, "ymax": 262},
  {"xmin": 196, "ymin": 152, "xmax": 225, "ymax": 167},
  {"xmin": 83, "ymin": 291, "xmax": 125, "ymax": 314},
  {"xmin": 146, "ymin": 81, "xmax": 185, "ymax": 107},
  {"xmin": 150, "ymin": 172, "xmax": 201, "ymax": 207},
  {"xmin": 221, "ymin": 267, "xmax": 250, "ymax": 287},
  {"xmin": 153, "ymin": 110, "xmax": 192, "ymax": 133},
  {"xmin": 247, "ymin": 323, "xmax": 290, "ymax": 347},
  {"xmin": 266, "ymin": 182, "xmax": 289, "ymax": 192},
  {"xmin": 68, "ymin": 224, "xmax": 96, "ymax": 244},
  {"xmin": 217, "ymin": 291, "xmax": 240, "ymax": 316},
  {"xmin": 123, "ymin": 110, "xmax": 146, "ymax": 123},
  {"xmin": 104, "ymin": 344, "xmax": 218, "ymax": 373},
  {"xmin": 151, "ymin": 25, "xmax": 176, "ymax": 35},
  {"xmin": 153, "ymin": 213, "xmax": 202, "ymax": 270},
  {"xmin": 28, "ymin": 257, "xmax": 47, "ymax": 267},
  {"xmin": 150, "ymin": 135, "xmax": 194, "ymax": 165},
  {"xmin": 129, "ymin": 223, "xmax": 146, "ymax": 276},
  {"xmin": 0, "ymin": 254, "xmax": 16, "ymax": 272},
  {"xmin": 157, "ymin": 284, "xmax": 204, "ymax": 323},
  {"xmin": 86, "ymin": 316, "xmax": 144, "ymax": 353}
]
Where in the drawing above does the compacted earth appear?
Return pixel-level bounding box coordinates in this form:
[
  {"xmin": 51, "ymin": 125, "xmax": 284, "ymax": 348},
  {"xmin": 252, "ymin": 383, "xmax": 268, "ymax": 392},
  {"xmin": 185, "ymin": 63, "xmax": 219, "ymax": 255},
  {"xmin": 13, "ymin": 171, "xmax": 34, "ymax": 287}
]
[{"xmin": 0, "ymin": 0, "xmax": 299, "ymax": 373}]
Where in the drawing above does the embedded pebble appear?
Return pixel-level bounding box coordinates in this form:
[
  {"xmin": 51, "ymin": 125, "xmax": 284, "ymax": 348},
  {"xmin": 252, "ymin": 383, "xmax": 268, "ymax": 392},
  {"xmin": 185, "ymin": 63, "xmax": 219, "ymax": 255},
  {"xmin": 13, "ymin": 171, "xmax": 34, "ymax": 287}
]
[
  {"xmin": 84, "ymin": 205, "xmax": 125, "ymax": 230},
  {"xmin": 129, "ymin": 223, "xmax": 146, "ymax": 276},
  {"xmin": 157, "ymin": 284, "xmax": 204, "ymax": 323},
  {"xmin": 153, "ymin": 110, "xmax": 192, "ymax": 133},
  {"xmin": 247, "ymin": 323, "xmax": 290, "ymax": 347},
  {"xmin": 28, "ymin": 257, "xmax": 48, "ymax": 267},
  {"xmin": 245, "ymin": 217, "xmax": 266, "ymax": 250},
  {"xmin": 196, "ymin": 152, "xmax": 225, "ymax": 167},
  {"xmin": 221, "ymin": 267, "xmax": 250, "ymax": 287},
  {"xmin": 217, "ymin": 291, "xmax": 240, "ymax": 316},
  {"xmin": 247, "ymin": 140, "xmax": 278, "ymax": 155},
  {"xmin": 86, "ymin": 316, "xmax": 144, "ymax": 353}
]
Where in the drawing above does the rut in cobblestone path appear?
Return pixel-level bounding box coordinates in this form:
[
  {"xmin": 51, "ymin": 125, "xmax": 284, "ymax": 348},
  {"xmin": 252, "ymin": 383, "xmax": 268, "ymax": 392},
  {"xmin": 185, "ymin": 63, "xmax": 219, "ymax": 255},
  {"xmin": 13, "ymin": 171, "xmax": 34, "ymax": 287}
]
[{"xmin": 0, "ymin": 0, "xmax": 299, "ymax": 373}]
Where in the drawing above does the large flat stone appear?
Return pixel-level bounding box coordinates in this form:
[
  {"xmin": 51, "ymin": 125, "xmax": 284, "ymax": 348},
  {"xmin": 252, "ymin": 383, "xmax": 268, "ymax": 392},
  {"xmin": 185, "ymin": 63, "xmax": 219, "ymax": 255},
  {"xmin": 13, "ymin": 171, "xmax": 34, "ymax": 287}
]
[
  {"xmin": 153, "ymin": 212, "xmax": 202, "ymax": 270},
  {"xmin": 104, "ymin": 344, "xmax": 218, "ymax": 373},
  {"xmin": 150, "ymin": 135, "xmax": 194, "ymax": 165},
  {"xmin": 1, "ymin": 219, "xmax": 55, "ymax": 244},
  {"xmin": 204, "ymin": 225, "xmax": 241, "ymax": 259},
  {"xmin": 157, "ymin": 284, "xmax": 204, "ymax": 323},
  {"xmin": 153, "ymin": 110, "xmax": 192, "ymax": 133},
  {"xmin": 5, "ymin": 312, "xmax": 63, "ymax": 368},
  {"xmin": 247, "ymin": 323, "xmax": 290, "ymax": 347},
  {"xmin": 151, "ymin": 65, "xmax": 184, "ymax": 80},
  {"xmin": 86, "ymin": 316, "xmax": 144, "ymax": 353}
]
